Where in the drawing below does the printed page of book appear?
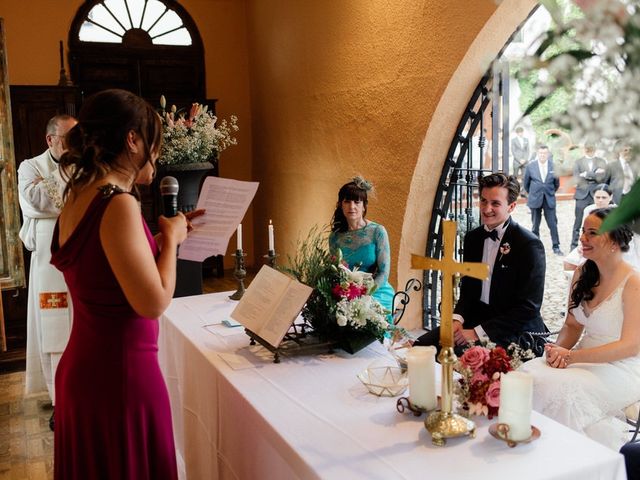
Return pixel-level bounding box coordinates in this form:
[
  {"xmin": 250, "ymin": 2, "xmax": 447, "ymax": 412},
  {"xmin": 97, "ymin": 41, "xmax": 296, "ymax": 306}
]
[
  {"xmin": 178, "ymin": 176, "xmax": 259, "ymax": 261},
  {"xmin": 231, "ymin": 266, "xmax": 312, "ymax": 348},
  {"xmin": 259, "ymin": 280, "xmax": 312, "ymax": 347}
]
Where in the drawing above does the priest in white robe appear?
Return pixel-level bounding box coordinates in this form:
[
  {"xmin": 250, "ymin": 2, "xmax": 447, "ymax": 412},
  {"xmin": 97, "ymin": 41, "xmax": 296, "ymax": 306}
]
[{"xmin": 18, "ymin": 114, "xmax": 77, "ymax": 415}]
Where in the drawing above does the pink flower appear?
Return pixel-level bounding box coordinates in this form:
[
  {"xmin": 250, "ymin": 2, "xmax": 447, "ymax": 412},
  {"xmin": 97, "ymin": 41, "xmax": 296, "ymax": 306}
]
[
  {"xmin": 485, "ymin": 381, "xmax": 501, "ymax": 408},
  {"xmin": 460, "ymin": 346, "xmax": 490, "ymax": 371},
  {"xmin": 471, "ymin": 371, "xmax": 489, "ymax": 384}
]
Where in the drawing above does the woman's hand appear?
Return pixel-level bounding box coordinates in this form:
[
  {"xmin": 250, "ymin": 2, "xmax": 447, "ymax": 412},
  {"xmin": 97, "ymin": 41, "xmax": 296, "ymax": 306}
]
[
  {"xmin": 158, "ymin": 212, "xmax": 188, "ymax": 245},
  {"xmin": 184, "ymin": 209, "xmax": 205, "ymax": 233},
  {"xmin": 544, "ymin": 343, "xmax": 571, "ymax": 369}
]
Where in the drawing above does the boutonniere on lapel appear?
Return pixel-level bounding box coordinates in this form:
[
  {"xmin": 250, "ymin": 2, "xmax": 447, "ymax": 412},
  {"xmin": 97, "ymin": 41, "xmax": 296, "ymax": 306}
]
[{"xmin": 499, "ymin": 242, "xmax": 511, "ymax": 262}]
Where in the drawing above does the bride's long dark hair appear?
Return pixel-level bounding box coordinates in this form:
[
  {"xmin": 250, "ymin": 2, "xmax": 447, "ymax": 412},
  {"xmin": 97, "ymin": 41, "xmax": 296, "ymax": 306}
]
[{"xmin": 569, "ymin": 208, "xmax": 633, "ymax": 311}]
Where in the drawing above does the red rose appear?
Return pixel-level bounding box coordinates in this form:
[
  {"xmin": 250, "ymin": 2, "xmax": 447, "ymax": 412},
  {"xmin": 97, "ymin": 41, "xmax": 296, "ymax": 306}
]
[
  {"xmin": 484, "ymin": 347, "xmax": 512, "ymax": 377},
  {"xmin": 347, "ymin": 283, "xmax": 364, "ymax": 300},
  {"xmin": 332, "ymin": 284, "xmax": 347, "ymax": 299},
  {"xmin": 460, "ymin": 346, "xmax": 490, "ymax": 372}
]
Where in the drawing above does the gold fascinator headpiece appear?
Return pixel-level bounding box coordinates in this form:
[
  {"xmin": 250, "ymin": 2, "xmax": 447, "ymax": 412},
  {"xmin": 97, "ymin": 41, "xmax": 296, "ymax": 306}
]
[{"xmin": 352, "ymin": 175, "xmax": 374, "ymax": 193}]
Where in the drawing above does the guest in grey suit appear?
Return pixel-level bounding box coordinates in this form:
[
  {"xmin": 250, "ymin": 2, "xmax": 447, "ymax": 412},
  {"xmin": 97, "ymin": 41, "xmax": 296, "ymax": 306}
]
[
  {"xmin": 570, "ymin": 143, "xmax": 607, "ymax": 249},
  {"xmin": 524, "ymin": 145, "xmax": 563, "ymax": 255},
  {"xmin": 606, "ymin": 140, "xmax": 637, "ymax": 205},
  {"xmin": 511, "ymin": 126, "xmax": 530, "ymax": 182}
]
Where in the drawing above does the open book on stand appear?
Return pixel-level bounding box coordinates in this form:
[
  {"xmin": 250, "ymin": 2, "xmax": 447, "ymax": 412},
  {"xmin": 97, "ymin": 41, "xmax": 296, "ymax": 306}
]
[{"xmin": 231, "ymin": 265, "xmax": 313, "ymax": 348}]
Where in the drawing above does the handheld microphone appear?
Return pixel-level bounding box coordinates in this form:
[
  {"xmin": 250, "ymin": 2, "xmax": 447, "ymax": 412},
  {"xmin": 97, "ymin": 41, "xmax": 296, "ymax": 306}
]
[{"xmin": 160, "ymin": 176, "xmax": 179, "ymax": 217}]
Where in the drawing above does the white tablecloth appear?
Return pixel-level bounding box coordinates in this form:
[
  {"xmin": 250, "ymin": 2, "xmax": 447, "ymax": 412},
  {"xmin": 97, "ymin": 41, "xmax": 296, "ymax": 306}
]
[{"xmin": 159, "ymin": 292, "xmax": 627, "ymax": 480}]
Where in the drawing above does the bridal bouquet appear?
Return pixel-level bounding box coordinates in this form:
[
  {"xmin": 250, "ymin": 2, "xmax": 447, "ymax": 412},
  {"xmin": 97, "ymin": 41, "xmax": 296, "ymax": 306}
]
[
  {"xmin": 158, "ymin": 96, "xmax": 239, "ymax": 166},
  {"xmin": 283, "ymin": 227, "xmax": 390, "ymax": 352},
  {"xmin": 455, "ymin": 343, "xmax": 534, "ymax": 418}
]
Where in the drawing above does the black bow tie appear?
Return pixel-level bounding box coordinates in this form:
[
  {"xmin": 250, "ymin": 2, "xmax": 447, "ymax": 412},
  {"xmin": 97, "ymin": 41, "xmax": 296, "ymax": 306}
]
[{"xmin": 481, "ymin": 229, "xmax": 499, "ymax": 241}]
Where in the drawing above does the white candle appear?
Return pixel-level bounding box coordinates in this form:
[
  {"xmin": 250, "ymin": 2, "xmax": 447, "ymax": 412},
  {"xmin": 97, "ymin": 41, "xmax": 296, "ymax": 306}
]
[
  {"xmin": 268, "ymin": 220, "xmax": 275, "ymax": 252},
  {"xmin": 498, "ymin": 371, "xmax": 533, "ymax": 441},
  {"xmin": 407, "ymin": 346, "xmax": 437, "ymax": 410},
  {"xmin": 236, "ymin": 224, "xmax": 243, "ymax": 251}
]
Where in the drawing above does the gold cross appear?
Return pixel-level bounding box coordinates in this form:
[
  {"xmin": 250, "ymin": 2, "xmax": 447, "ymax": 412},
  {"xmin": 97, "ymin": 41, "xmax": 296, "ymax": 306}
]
[
  {"xmin": 412, "ymin": 220, "xmax": 489, "ymax": 348},
  {"xmin": 47, "ymin": 295, "xmax": 62, "ymax": 308}
]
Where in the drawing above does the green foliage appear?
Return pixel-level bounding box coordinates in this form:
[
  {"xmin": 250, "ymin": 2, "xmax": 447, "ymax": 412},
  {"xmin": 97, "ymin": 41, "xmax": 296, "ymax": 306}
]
[
  {"xmin": 601, "ymin": 181, "xmax": 640, "ymax": 234},
  {"xmin": 514, "ymin": 0, "xmax": 584, "ymax": 141},
  {"xmin": 280, "ymin": 226, "xmax": 341, "ymax": 340},
  {"xmin": 517, "ymin": 72, "xmax": 574, "ymax": 140}
]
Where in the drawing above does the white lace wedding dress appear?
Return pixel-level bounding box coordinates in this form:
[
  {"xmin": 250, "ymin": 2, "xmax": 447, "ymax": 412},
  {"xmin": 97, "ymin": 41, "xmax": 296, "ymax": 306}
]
[{"xmin": 520, "ymin": 272, "xmax": 640, "ymax": 450}]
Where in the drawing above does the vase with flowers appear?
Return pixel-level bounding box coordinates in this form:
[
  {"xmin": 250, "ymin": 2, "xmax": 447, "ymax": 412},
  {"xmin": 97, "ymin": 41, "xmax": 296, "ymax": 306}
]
[
  {"xmin": 455, "ymin": 343, "xmax": 534, "ymax": 418},
  {"xmin": 157, "ymin": 96, "xmax": 239, "ymax": 210},
  {"xmin": 282, "ymin": 227, "xmax": 391, "ymax": 354}
]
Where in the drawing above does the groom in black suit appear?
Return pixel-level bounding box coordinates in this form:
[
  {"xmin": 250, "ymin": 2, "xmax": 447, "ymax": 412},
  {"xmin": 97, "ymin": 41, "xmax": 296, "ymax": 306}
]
[{"xmin": 415, "ymin": 173, "xmax": 547, "ymax": 354}]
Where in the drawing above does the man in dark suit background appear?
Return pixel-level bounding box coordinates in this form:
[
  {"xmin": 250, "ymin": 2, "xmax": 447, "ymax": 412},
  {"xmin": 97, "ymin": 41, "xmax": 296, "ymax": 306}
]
[
  {"xmin": 607, "ymin": 140, "xmax": 637, "ymax": 205},
  {"xmin": 570, "ymin": 143, "xmax": 607, "ymax": 249},
  {"xmin": 524, "ymin": 145, "xmax": 563, "ymax": 255},
  {"xmin": 414, "ymin": 173, "xmax": 547, "ymax": 353},
  {"xmin": 511, "ymin": 126, "xmax": 530, "ymax": 184}
]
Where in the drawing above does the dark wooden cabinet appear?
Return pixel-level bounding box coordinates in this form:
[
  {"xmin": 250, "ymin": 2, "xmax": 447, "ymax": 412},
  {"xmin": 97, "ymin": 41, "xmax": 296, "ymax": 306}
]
[{"xmin": 10, "ymin": 85, "xmax": 82, "ymax": 166}]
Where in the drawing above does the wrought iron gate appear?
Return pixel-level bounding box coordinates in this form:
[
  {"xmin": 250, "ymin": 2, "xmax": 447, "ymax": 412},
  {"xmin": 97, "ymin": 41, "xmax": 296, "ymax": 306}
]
[{"xmin": 422, "ymin": 8, "xmax": 539, "ymax": 330}]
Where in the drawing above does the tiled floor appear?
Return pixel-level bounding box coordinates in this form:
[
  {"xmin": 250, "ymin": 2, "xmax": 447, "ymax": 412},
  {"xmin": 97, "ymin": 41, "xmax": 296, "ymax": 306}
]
[{"xmin": 0, "ymin": 373, "xmax": 53, "ymax": 480}]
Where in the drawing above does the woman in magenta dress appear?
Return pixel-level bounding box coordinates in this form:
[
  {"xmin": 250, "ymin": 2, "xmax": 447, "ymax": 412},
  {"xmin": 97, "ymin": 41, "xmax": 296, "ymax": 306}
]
[{"xmin": 51, "ymin": 89, "xmax": 188, "ymax": 479}]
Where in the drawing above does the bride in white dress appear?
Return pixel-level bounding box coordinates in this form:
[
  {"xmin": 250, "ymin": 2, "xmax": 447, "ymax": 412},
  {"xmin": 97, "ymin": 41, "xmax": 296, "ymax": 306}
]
[{"xmin": 520, "ymin": 207, "xmax": 640, "ymax": 450}]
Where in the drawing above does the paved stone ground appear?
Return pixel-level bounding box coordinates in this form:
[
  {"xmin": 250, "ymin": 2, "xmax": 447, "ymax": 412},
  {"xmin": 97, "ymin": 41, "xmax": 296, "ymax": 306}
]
[{"xmin": 511, "ymin": 199, "xmax": 575, "ymax": 333}]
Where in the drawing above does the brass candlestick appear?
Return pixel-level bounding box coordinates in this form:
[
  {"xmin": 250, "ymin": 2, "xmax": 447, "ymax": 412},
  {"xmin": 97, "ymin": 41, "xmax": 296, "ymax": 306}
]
[
  {"xmin": 263, "ymin": 249, "xmax": 278, "ymax": 268},
  {"xmin": 229, "ymin": 249, "xmax": 246, "ymax": 300},
  {"xmin": 412, "ymin": 221, "xmax": 487, "ymax": 446},
  {"xmin": 424, "ymin": 347, "xmax": 476, "ymax": 446}
]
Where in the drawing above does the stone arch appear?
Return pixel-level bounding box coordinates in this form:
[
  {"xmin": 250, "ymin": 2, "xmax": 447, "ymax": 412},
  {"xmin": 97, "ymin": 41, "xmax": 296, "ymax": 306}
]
[{"xmin": 397, "ymin": 0, "xmax": 538, "ymax": 329}]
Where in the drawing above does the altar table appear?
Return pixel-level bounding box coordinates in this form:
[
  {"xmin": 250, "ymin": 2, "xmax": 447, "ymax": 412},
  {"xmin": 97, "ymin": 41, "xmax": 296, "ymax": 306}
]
[{"xmin": 159, "ymin": 292, "xmax": 627, "ymax": 480}]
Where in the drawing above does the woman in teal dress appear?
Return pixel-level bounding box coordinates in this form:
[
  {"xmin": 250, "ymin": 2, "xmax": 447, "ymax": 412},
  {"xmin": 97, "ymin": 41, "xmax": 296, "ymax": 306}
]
[{"xmin": 329, "ymin": 177, "xmax": 395, "ymax": 316}]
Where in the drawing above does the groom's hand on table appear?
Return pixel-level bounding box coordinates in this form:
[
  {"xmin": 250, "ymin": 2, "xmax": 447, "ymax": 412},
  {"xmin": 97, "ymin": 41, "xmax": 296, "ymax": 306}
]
[{"xmin": 454, "ymin": 326, "xmax": 479, "ymax": 346}]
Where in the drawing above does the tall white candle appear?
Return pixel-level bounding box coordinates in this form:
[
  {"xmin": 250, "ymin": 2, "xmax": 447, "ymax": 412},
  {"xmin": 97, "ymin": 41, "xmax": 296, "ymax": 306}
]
[
  {"xmin": 236, "ymin": 224, "xmax": 243, "ymax": 251},
  {"xmin": 407, "ymin": 346, "xmax": 437, "ymax": 410},
  {"xmin": 498, "ymin": 371, "xmax": 533, "ymax": 441},
  {"xmin": 268, "ymin": 220, "xmax": 275, "ymax": 252}
]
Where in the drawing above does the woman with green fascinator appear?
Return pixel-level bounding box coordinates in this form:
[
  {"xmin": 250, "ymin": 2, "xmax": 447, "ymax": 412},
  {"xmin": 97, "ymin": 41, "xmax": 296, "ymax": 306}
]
[{"xmin": 329, "ymin": 176, "xmax": 395, "ymax": 316}]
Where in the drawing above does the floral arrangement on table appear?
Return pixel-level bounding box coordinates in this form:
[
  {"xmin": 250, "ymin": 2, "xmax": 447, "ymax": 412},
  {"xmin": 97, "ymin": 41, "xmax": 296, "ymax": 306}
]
[
  {"xmin": 158, "ymin": 95, "xmax": 239, "ymax": 166},
  {"xmin": 455, "ymin": 343, "xmax": 535, "ymax": 418},
  {"xmin": 521, "ymin": 0, "xmax": 640, "ymax": 231},
  {"xmin": 282, "ymin": 227, "xmax": 390, "ymax": 352}
]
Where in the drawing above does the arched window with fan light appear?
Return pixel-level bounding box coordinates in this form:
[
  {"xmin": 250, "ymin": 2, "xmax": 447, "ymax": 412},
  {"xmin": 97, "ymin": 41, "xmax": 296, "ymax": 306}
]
[{"xmin": 68, "ymin": 0, "xmax": 206, "ymax": 107}]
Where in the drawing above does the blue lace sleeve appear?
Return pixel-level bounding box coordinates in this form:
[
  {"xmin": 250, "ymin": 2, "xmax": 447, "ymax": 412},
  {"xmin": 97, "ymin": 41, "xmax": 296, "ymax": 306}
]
[
  {"xmin": 328, "ymin": 231, "xmax": 338, "ymax": 254},
  {"xmin": 373, "ymin": 224, "xmax": 391, "ymax": 287}
]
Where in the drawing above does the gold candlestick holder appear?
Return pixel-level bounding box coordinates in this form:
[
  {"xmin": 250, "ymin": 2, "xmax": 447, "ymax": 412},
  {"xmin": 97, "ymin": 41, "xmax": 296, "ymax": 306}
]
[
  {"xmin": 229, "ymin": 249, "xmax": 246, "ymax": 300},
  {"xmin": 263, "ymin": 249, "xmax": 278, "ymax": 268},
  {"xmin": 424, "ymin": 346, "xmax": 476, "ymax": 446}
]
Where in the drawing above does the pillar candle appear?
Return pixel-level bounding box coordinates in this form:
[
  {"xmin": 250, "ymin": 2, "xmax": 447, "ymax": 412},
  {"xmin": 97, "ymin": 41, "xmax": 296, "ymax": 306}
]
[
  {"xmin": 268, "ymin": 220, "xmax": 275, "ymax": 252},
  {"xmin": 407, "ymin": 346, "xmax": 437, "ymax": 410},
  {"xmin": 498, "ymin": 371, "xmax": 533, "ymax": 441},
  {"xmin": 236, "ymin": 224, "xmax": 243, "ymax": 251}
]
